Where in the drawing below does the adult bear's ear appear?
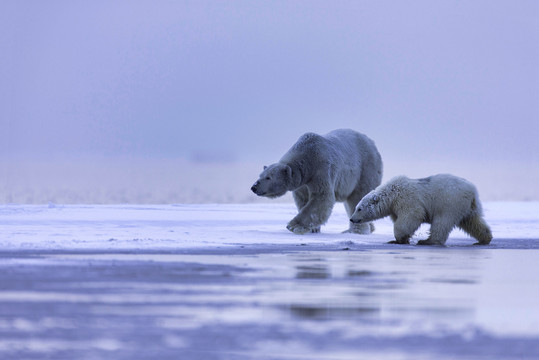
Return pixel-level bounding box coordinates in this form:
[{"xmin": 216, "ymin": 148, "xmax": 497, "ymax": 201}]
[
  {"xmin": 263, "ymin": 165, "xmax": 267, "ymax": 170},
  {"xmin": 282, "ymin": 165, "xmax": 292, "ymax": 179}
]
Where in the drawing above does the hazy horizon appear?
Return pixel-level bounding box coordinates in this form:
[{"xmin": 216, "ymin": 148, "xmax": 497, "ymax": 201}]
[{"xmin": 2, "ymin": 1, "xmax": 538, "ymax": 203}]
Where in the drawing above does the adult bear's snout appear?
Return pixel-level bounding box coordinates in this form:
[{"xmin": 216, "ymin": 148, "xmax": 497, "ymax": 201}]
[{"xmin": 251, "ymin": 182, "xmax": 259, "ymax": 193}]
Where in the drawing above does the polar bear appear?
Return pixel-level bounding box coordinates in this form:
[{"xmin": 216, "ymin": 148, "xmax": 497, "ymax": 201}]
[
  {"xmin": 350, "ymin": 174, "xmax": 493, "ymax": 245},
  {"xmin": 251, "ymin": 129, "xmax": 383, "ymax": 234}
]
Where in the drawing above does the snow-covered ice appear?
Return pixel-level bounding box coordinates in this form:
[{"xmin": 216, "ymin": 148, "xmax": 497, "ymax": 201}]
[{"xmin": 0, "ymin": 202, "xmax": 538, "ymax": 359}]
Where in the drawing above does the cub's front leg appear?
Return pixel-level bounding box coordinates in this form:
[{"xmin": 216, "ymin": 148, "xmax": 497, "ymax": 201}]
[{"xmin": 390, "ymin": 216, "xmax": 422, "ymax": 245}]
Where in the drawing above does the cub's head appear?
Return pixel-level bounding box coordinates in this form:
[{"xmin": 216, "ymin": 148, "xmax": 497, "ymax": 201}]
[
  {"xmin": 251, "ymin": 164, "xmax": 292, "ymax": 198},
  {"xmin": 350, "ymin": 177, "xmax": 403, "ymax": 224},
  {"xmin": 350, "ymin": 190, "xmax": 382, "ymax": 224}
]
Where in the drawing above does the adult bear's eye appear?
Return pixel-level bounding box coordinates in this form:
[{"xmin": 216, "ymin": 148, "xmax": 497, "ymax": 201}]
[{"xmin": 265, "ymin": 177, "xmax": 271, "ymax": 180}]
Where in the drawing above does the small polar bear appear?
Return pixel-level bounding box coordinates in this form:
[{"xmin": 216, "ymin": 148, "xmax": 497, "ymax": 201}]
[
  {"xmin": 251, "ymin": 129, "xmax": 383, "ymax": 234},
  {"xmin": 350, "ymin": 174, "xmax": 493, "ymax": 245}
]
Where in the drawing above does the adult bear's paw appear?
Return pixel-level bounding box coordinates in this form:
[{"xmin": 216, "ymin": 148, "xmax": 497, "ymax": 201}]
[{"xmin": 286, "ymin": 219, "xmax": 312, "ymax": 235}]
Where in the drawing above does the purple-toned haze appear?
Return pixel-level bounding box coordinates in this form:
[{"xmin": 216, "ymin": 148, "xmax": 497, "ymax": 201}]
[{"xmin": 1, "ymin": 1, "xmax": 538, "ymax": 203}]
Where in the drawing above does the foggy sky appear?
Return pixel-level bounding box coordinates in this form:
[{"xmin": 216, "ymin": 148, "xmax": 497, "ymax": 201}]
[{"xmin": 2, "ymin": 0, "xmax": 538, "ymax": 165}]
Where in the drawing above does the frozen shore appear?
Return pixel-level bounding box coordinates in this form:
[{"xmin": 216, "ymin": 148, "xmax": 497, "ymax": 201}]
[{"xmin": 0, "ymin": 202, "xmax": 538, "ymax": 359}]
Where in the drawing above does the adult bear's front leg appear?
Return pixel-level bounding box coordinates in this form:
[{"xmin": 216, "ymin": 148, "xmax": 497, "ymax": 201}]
[
  {"xmin": 286, "ymin": 192, "xmax": 334, "ymax": 234},
  {"xmin": 287, "ymin": 209, "xmax": 327, "ymax": 234},
  {"xmin": 286, "ymin": 218, "xmax": 312, "ymax": 234}
]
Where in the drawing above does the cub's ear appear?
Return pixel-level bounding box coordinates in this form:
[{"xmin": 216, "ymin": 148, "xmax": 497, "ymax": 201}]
[{"xmin": 263, "ymin": 165, "xmax": 267, "ymax": 170}]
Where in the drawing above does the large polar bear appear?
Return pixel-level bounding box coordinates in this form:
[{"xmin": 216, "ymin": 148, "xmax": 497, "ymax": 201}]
[
  {"xmin": 251, "ymin": 129, "xmax": 383, "ymax": 234},
  {"xmin": 350, "ymin": 174, "xmax": 493, "ymax": 245}
]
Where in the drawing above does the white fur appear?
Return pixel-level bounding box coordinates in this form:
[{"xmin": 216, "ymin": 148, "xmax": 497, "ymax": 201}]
[
  {"xmin": 251, "ymin": 129, "xmax": 383, "ymax": 234},
  {"xmin": 350, "ymin": 174, "xmax": 493, "ymax": 245}
]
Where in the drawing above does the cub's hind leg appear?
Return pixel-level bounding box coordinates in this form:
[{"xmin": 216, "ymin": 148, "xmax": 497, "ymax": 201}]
[{"xmin": 458, "ymin": 214, "xmax": 493, "ymax": 245}]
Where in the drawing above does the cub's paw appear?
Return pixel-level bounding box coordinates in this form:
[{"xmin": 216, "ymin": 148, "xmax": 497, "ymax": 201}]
[
  {"xmin": 388, "ymin": 239, "xmax": 410, "ymax": 245},
  {"xmin": 388, "ymin": 235, "xmax": 410, "ymax": 244},
  {"xmin": 416, "ymin": 239, "xmax": 444, "ymax": 246},
  {"xmin": 473, "ymin": 241, "xmax": 491, "ymax": 246}
]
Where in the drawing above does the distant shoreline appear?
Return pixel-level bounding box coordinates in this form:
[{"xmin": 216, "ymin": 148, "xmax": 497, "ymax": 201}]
[{"xmin": 1, "ymin": 158, "xmax": 537, "ymax": 204}]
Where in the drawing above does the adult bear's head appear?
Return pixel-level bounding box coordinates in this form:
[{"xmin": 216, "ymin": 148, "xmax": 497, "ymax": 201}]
[{"xmin": 251, "ymin": 163, "xmax": 293, "ymax": 198}]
